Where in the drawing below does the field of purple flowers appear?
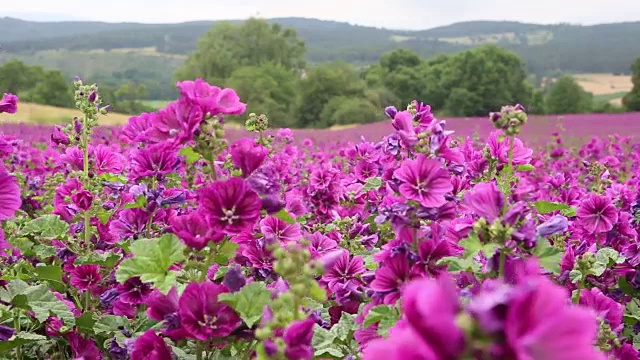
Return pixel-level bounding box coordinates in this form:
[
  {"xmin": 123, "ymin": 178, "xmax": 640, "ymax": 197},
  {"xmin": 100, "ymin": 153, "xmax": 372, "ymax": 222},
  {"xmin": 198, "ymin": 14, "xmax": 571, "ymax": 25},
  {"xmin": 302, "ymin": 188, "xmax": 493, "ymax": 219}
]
[{"xmin": 0, "ymin": 79, "xmax": 639, "ymax": 360}]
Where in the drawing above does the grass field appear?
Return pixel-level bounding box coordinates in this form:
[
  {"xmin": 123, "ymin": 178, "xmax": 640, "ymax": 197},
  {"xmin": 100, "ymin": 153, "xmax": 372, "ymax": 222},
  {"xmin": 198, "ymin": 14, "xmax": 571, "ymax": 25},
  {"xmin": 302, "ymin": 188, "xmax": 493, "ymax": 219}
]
[
  {"xmin": 0, "ymin": 102, "xmax": 132, "ymax": 126},
  {"xmin": 574, "ymin": 73, "xmax": 632, "ymax": 105}
]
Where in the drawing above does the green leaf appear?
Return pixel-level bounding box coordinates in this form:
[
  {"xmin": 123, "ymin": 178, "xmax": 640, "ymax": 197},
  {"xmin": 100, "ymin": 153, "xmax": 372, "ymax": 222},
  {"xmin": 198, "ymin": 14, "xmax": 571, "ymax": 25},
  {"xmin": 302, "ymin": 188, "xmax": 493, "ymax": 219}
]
[
  {"xmin": 312, "ymin": 325, "xmax": 343, "ymax": 358},
  {"xmin": 33, "ymin": 245, "xmax": 57, "ymax": 258},
  {"xmin": 34, "ymin": 265, "xmax": 65, "ymax": 292},
  {"xmin": 569, "ymin": 270, "xmax": 583, "ymax": 283},
  {"xmin": 516, "ymin": 164, "xmax": 535, "ymax": 172},
  {"xmin": 363, "ymin": 305, "xmax": 400, "ymax": 336},
  {"xmin": 115, "ymin": 233, "xmax": 186, "ymax": 293},
  {"xmin": 0, "ymin": 280, "xmax": 30, "ymax": 302},
  {"xmin": 593, "ymin": 248, "xmax": 625, "ymax": 276},
  {"xmin": 7, "ymin": 284, "xmax": 76, "ymax": 326},
  {"xmin": 362, "ymin": 177, "xmax": 383, "ymax": 192},
  {"xmin": 459, "ymin": 234, "xmax": 482, "ymax": 257},
  {"xmin": 21, "ymin": 214, "xmax": 69, "ymax": 239},
  {"xmin": 532, "ymin": 238, "xmax": 562, "ymax": 275},
  {"xmin": 274, "ymin": 208, "xmax": 296, "ymax": 225},
  {"xmin": 560, "ymin": 207, "xmax": 577, "ymax": 217},
  {"xmin": 218, "ymin": 282, "xmax": 271, "ymax": 328},
  {"xmin": 532, "ymin": 201, "xmax": 572, "ymax": 215},
  {"xmin": 179, "ymin": 146, "xmax": 201, "ymax": 165},
  {"xmin": 96, "ymin": 209, "xmax": 112, "ymax": 225},
  {"xmin": 308, "ymin": 281, "xmax": 327, "ymax": 302},
  {"xmin": 99, "ymin": 173, "xmax": 128, "ymax": 183},
  {"xmin": 212, "ymin": 240, "xmax": 239, "ymax": 265},
  {"xmin": 75, "ymin": 312, "xmax": 97, "ymax": 335},
  {"xmin": 94, "ymin": 315, "xmax": 129, "ymax": 335},
  {"xmin": 124, "ymin": 194, "xmax": 147, "ymax": 209},
  {"xmin": 362, "ymin": 254, "xmax": 379, "ymax": 270},
  {"xmin": 482, "ymin": 243, "xmax": 500, "ymax": 259},
  {"xmin": 331, "ymin": 313, "xmax": 356, "ymax": 341},
  {"xmin": 0, "ymin": 332, "xmax": 48, "ymax": 351},
  {"xmin": 75, "ymin": 252, "xmax": 121, "ymax": 267},
  {"xmin": 437, "ymin": 256, "xmax": 480, "ymax": 273}
]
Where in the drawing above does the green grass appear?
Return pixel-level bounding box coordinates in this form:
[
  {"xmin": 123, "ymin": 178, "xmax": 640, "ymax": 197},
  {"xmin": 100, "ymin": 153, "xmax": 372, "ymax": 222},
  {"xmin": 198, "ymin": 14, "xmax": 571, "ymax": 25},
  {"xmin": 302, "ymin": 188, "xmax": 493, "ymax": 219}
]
[
  {"xmin": 139, "ymin": 100, "xmax": 172, "ymax": 110},
  {"xmin": 593, "ymin": 91, "xmax": 627, "ymax": 105}
]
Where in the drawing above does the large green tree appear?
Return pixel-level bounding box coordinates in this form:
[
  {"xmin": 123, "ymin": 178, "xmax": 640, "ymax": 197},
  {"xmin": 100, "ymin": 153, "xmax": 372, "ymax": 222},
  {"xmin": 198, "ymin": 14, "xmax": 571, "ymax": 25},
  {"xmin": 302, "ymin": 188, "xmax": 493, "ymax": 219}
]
[
  {"xmin": 297, "ymin": 61, "xmax": 367, "ymax": 128},
  {"xmin": 545, "ymin": 76, "xmax": 593, "ymax": 114},
  {"xmin": 175, "ymin": 18, "xmax": 306, "ymax": 86},
  {"xmin": 225, "ymin": 63, "xmax": 300, "ymax": 127},
  {"xmin": 29, "ymin": 70, "xmax": 73, "ymax": 108},
  {"xmin": 622, "ymin": 57, "xmax": 640, "ymax": 111}
]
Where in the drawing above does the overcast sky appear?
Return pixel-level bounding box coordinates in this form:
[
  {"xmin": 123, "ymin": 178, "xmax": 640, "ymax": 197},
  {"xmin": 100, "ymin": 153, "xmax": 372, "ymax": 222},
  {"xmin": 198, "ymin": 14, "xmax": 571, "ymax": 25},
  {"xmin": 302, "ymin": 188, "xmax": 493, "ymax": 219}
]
[{"xmin": 3, "ymin": 0, "xmax": 640, "ymax": 30}]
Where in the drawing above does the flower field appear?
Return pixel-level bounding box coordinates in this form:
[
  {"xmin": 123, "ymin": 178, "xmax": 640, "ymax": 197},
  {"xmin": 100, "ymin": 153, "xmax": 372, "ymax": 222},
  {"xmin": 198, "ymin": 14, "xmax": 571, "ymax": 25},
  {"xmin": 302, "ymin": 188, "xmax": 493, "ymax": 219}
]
[{"xmin": 0, "ymin": 79, "xmax": 639, "ymax": 360}]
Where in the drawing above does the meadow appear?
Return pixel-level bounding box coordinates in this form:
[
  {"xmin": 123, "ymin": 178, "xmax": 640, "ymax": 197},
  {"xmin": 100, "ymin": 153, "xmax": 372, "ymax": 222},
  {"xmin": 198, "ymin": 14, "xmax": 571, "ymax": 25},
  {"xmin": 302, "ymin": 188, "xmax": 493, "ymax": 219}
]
[{"xmin": 0, "ymin": 79, "xmax": 638, "ymax": 360}]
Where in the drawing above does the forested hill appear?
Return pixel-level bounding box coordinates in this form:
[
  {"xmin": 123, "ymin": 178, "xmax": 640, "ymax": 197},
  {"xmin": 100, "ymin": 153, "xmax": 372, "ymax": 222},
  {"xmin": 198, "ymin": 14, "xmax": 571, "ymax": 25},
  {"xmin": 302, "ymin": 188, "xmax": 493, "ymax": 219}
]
[{"xmin": 2, "ymin": 17, "xmax": 640, "ymax": 75}]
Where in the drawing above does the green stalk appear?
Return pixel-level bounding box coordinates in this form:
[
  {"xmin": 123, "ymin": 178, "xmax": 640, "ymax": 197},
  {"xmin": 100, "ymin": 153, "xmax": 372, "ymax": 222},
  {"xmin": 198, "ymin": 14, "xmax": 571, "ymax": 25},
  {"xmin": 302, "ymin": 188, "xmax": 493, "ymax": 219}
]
[
  {"xmin": 498, "ymin": 135, "xmax": 515, "ymax": 278},
  {"xmin": 14, "ymin": 312, "xmax": 22, "ymax": 360},
  {"xmin": 82, "ymin": 115, "xmax": 91, "ymax": 246}
]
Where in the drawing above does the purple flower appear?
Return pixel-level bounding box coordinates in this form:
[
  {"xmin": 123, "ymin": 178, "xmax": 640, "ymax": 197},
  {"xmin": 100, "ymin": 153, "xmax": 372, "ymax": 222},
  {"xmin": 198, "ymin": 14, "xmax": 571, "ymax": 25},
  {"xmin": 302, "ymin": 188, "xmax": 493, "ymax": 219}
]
[
  {"xmin": 67, "ymin": 332, "xmax": 101, "ymax": 360},
  {"xmin": 71, "ymin": 190, "xmax": 93, "ymax": 211},
  {"xmin": 177, "ymin": 79, "xmax": 247, "ymax": 115},
  {"xmin": 110, "ymin": 209, "xmax": 150, "ymax": 240},
  {"xmin": 463, "ymin": 181, "xmax": 504, "ymax": 222},
  {"xmin": 0, "ymin": 168, "xmax": 21, "ymax": 221},
  {"xmin": 122, "ymin": 112, "xmax": 154, "ymax": 144},
  {"xmin": 260, "ymin": 216, "xmax": 301, "ymax": 243},
  {"xmin": 504, "ymin": 277, "xmax": 606, "ymax": 360},
  {"xmin": 0, "ymin": 324, "xmax": 15, "ymax": 341},
  {"xmin": 283, "ymin": 317, "xmax": 316, "ymax": 360},
  {"xmin": 198, "ymin": 177, "xmax": 262, "ymax": 235},
  {"xmin": 94, "ymin": 145, "xmax": 125, "ymax": 175},
  {"xmin": 178, "ymin": 282, "xmax": 241, "ymax": 340},
  {"xmin": 131, "ymin": 330, "xmax": 173, "ymax": 360},
  {"xmin": 118, "ymin": 277, "xmax": 152, "ymax": 305},
  {"xmin": 391, "ymin": 111, "xmax": 417, "ymax": 147},
  {"xmin": 322, "ymin": 251, "xmax": 365, "ymax": 288},
  {"xmin": 130, "ymin": 143, "xmax": 180, "ymax": 181},
  {"xmin": 170, "ymin": 211, "xmax": 224, "ymax": 250},
  {"xmin": 370, "ymin": 254, "xmax": 411, "ymax": 304},
  {"xmin": 70, "ymin": 264, "xmax": 102, "ymax": 291},
  {"xmin": 0, "ymin": 93, "xmax": 18, "ymax": 114},
  {"xmin": 579, "ymin": 287, "xmax": 623, "ymax": 332},
  {"xmin": 146, "ymin": 99, "xmax": 203, "ymax": 146},
  {"xmin": 577, "ymin": 194, "xmax": 618, "ymax": 233},
  {"xmin": 394, "ymin": 154, "xmax": 452, "ymax": 208},
  {"xmin": 384, "ymin": 106, "xmax": 397, "ymax": 119},
  {"xmin": 223, "ymin": 265, "xmax": 247, "ymax": 292},
  {"xmin": 146, "ymin": 287, "xmax": 179, "ymax": 322},
  {"xmin": 51, "ymin": 126, "xmax": 70, "ymax": 145},
  {"xmin": 230, "ymin": 138, "xmax": 269, "ymax": 177},
  {"xmin": 536, "ymin": 215, "xmax": 568, "ymax": 237}
]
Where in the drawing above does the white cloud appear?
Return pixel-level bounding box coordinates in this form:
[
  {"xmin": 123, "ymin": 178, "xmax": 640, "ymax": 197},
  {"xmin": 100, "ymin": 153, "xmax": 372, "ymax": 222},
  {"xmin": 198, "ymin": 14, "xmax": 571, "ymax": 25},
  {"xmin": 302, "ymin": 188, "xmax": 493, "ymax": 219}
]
[{"xmin": 3, "ymin": 0, "xmax": 639, "ymax": 29}]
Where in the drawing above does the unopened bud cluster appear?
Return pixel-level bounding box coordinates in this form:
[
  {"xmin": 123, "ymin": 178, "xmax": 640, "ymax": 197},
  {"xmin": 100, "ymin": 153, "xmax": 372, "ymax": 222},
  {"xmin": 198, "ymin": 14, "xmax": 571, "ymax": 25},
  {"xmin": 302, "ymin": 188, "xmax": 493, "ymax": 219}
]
[{"xmin": 489, "ymin": 104, "xmax": 527, "ymax": 136}]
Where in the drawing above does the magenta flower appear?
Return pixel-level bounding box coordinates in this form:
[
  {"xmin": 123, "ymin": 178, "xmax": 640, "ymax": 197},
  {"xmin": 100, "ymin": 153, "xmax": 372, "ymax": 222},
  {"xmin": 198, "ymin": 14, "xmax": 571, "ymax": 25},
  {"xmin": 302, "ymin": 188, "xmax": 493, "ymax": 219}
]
[
  {"xmin": 488, "ymin": 131, "xmax": 533, "ymax": 165},
  {"xmin": 147, "ymin": 287, "xmax": 179, "ymax": 321},
  {"xmin": 576, "ymin": 194, "xmax": 618, "ymax": 233},
  {"xmin": 131, "ymin": 330, "xmax": 173, "ymax": 360},
  {"xmin": 322, "ymin": 251, "xmax": 365, "ymax": 288},
  {"xmin": 71, "ymin": 190, "xmax": 93, "ymax": 211},
  {"xmin": 177, "ymin": 79, "xmax": 246, "ymax": 115},
  {"xmin": 0, "ymin": 93, "xmax": 18, "ymax": 114},
  {"xmin": 178, "ymin": 282, "xmax": 241, "ymax": 340},
  {"xmin": 259, "ymin": 216, "xmax": 301, "ymax": 243},
  {"xmin": 198, "ymin": 177, "xmax": 262, "ymax": 235},
  {"xmin": 391, "ymin": 111, "xmax": 418, "ymax": 147},
  {"xmin": 70, "ymin": 264, "xmax": 102, "ymax": 291},
  {"xmin": 170, "ymin": 211, "xmax": 225, "ymax": 250},
  {"xmin": 94, "ymin": 145, "xmax": 125, "ymax": 174},
  {"xmin": 146, "ymin": 99, "xmax": 203, "ymax": 145},
  {"xmin": 283, "ymin": 317, "xmax": 316, "ymax": 360},
  {"xmin": 370, "ymin": 254, "xmax": 411, "ymax": 304},
  {"xmin": 579, "ymin": 287, "xmax": 623, "ymax": 332},
  {"xmin": 130, "ymin": 143, "xmax": 180, "ymax": 181},
  {"xmin": 393, "ymin": 154, "xmax": 452, "ymax": 208},
  {"xmin": 122, "ymin": 112, "xmax": 155, "ymax": 144},
  {"xmin": 67, "ymin": 332, "xmax": 101, "ymax": 360},
  {"xmin": 0, "ymin": 168, "xmax": 22, "ymax": 220},
  {"xmin": 118, "ymin": 277, "xmax": 152, "ymax": 305},
  {"xmin": 463, "ymin": 181, "xmax": 504, "ymax": 222},
  {"xmin": 504, "ymin": 277, "xmax": 606, "ymax": 360},
  {"xmin": 109, "ymin": 209, "xmax": 150, "ymax": 240},
  {"xmin": 363, "ymin": 324, "xmax": 438, "ymax": 360},
  {"xmin": 230, "ymin": 138, "xmax": 269, "ymax": 177},
  {"xmin": 61, "ymin": 147, "xmax": 85, "ymax": 171},
  {"xmin": 0, "ymin": 324, "xmax": 15, "ymax": 341}
]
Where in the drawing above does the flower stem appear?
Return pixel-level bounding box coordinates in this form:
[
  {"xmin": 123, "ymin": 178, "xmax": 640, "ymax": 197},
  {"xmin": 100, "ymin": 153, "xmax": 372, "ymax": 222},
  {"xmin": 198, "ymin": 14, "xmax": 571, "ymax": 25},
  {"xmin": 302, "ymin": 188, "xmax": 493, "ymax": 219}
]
[
  {"xmin": 84, "ymin": 291, "xmax": 91, "ymax": 311},
  {"xmin": 196, "ymin": 341, "xmax": 204, "ymax": 360},
  {"xmin": 82, "ymin": 115, "xmax": 91, "ymax": 247},
  {"xmin": 498, "ymin": 249, "xmax": 506, "ymax": 278},
  {"xmin": 14, "ymin": 312, "xmax": 22, "ymax": 360}
]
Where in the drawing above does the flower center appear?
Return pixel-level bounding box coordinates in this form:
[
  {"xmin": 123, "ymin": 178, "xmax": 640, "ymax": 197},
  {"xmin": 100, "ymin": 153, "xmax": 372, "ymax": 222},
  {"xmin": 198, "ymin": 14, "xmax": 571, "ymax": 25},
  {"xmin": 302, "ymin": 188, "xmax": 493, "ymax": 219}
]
[{"xmin": 221, "ymin": 207, "xmax": 239, "ymax": 224}]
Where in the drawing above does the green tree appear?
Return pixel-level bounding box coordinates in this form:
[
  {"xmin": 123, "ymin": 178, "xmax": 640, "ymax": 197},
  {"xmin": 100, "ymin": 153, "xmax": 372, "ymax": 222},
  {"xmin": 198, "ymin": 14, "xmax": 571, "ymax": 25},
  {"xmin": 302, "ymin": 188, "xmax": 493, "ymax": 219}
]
[
  {"xmin": 298, "ymin": 61, "xmax": 366, "ymax": 128},
  {"xmin": 622, "ymin": 57, "xmax": 640, "ymax": 111},
  {"xmin": 545, "ymin": 76, "xmax": 593, "ymax": 114},
  {"xmin": 30, "ymin": 70, "xmax": 72, "ymax": 107},
  {"xmin": 529, "ymin": 89, "xmax": 546, "ymax": 114},
  {"xmin": 319, "ymin": 96, "xmax": 382, "ymax": 126},
  {"xmin": 176, "ymin": 19, "xmax": 306, "ymax": 86},
  {"xmin": 225, "ymin": 63, "xmax": 300, "ymax": 127},
  {"xmin": 379, "ymin": 49, "xmax": 422, "ymax": 73},
  {"xmin": 444, "ymin": 88, "xmax": 483, "ymax": 116},
  {"xmin": 0, "ymin": 60, "xmax": 31, "ymax": 94}
]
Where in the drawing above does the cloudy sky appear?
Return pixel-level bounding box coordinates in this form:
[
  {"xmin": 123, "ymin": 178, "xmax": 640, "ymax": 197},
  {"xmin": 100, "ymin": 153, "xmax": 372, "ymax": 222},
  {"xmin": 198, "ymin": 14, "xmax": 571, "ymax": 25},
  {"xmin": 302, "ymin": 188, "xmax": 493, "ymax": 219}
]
[{"xmin": 4, "ymin": 0, "xmax": 639, "ymax": 30}]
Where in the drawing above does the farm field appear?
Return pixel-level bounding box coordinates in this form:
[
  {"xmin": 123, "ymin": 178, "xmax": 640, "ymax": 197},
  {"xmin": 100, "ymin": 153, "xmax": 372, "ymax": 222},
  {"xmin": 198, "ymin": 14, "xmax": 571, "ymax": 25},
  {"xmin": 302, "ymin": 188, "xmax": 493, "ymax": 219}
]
[{"xmin": 0, "ymin": 80, "xmax": 639, "ymax": 360}]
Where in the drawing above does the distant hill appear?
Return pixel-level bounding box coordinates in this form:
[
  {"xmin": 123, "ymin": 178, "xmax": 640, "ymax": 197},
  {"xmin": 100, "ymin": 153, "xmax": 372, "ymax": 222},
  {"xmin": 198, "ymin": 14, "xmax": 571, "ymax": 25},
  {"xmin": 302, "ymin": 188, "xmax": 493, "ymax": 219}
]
[{"xmin": 1, "ymin": 17, "xmax": 639, "ymax": 99}]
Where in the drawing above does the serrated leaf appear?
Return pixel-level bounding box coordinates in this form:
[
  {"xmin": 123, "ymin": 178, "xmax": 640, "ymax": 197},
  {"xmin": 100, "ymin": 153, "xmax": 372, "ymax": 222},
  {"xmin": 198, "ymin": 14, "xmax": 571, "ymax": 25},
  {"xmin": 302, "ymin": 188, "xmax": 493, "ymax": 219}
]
[
  {"xmin": 33, "ymin": 245, "xmax": 57, "ymax": 258},
  {"xmin": 179, "ymin": 147, "xmax": 201, "ymax": 165},
  {"xmin": 75, "ymin": 312, "xmax": 97, "ymax": 335},
  {"xmin": 99, "ymin": 173, "xmax": 128, "ymax": 183},
  {"xmin": 593, "ymin": 248, "xmax": 625, "ymax": 276},
  {"xmin": 0, "ymin": 332, "xmax": 48, "ymax": 351},
  {"xmin": 482, "ymin": 243, "xmax": 500, "ymax": 258},
  {"xmin": 96, "ymin": 209, "xmax": 112, "ymax": 224},
  {"xmin": 218, "ymin": 282, "xmax": 271, "ymax": 328},
  {"xmin": 76, "ymin": 252, "xmax": 121, "ymax": 267},
  {"xmin": 21, "ymin": 214, "xmax": 69, "ymax": 239},
  {"xmin": 0, "ymin": 280, "xmax": 30, "ymax": 302},
  {"xmin": 331, "ymin": 314, "xmax": 356, "ymax": 341},
  {"xmin": 124, "ymin": 194, "xmax": 148, "ymax": 209},
  {"xmin": 437, "ymin": 256, "xmax": 480, "ymax": 273},
  {"xmin": 312, "ymin": 325, "xmax": 343, "ymax": 358},
  {"xmin": 532, "ymin": 201, "xmax": 572, "ymax": 215},
  {"xmin": 459, "ymin": 233, "xmax": 483, "ymax": 257},
  {"xmin": 569, "ymin": 270, "xmax": 583, "ymax": 283},
  {"xmin": 560, "ymin": 207, "xmax": 577, "ymax": 217},
  {"xmin": 362, "ymin": 177, "xmax": 383, "ymax": 192},
  {"xmin": 115, "ymin": 233, "xmax": 185, "ymax": 293},
  {"xmin": 34, "ymin": 265, "xmax": 65, "ymax": 292},
  {"xmin": 212, "ymin": 240, "xmax": 239, "ymax": 265},
  {"xmin": 11, "ymin": 284, "xmax": 76, "ymax": 326},
  {"xmin": 274, "ymin": 208, "xmax": 296, "ymax": 225},
  {"xmin": 532, "ymin": 238, "xmax": 562, "ymax": 275},
  {"xmin": 94, "ymin": 315, "xmax": 129, "ymax": 335},
  {"xmin": 363, "ymin": 305, "xmax": 399, "ymax": 333},
  {"xmin": 516, "ymin": 164, "xmax": 535, "ymax": 172}
]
